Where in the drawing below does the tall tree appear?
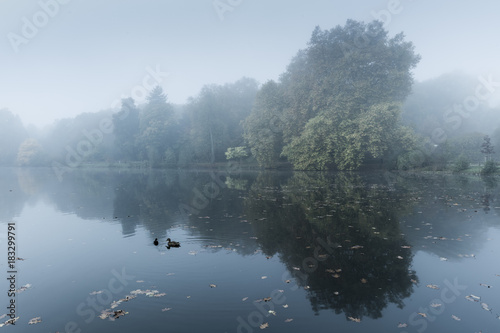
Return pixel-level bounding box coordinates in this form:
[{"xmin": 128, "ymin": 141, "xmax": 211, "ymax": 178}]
[
  {"xmin": 113, "ymin": 98, "xmax": 140, "ymax": 160},
  {"xmin": 17, "ymin": 138, "xmax": 46, "ymax": 166},
  {"xmin": 481, "ymin": 135, "xmax": 495, "ymax": 162},
  {"xmin": 243, "ymin": 80, "xmax": 285, "ymax": 168},
  {"xmin": 0, "ymin": 109, "xmax": 27, "ymax": 165},
  {"xmin": 244, "ymin": 20, "xmax": 420, "ymax": 170},
  {"xmin": 137, "ymin": 86, "xmax": 177, "ymax": 166},
  {"xmin": 181, "ymin": 78, "xmax": 258, "ymax": 164}
]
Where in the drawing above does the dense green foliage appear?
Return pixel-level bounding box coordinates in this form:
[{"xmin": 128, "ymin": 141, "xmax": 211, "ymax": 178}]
[
  {"xmin": 179, "ymin": 77, "xmax": 258, "ymax": 164},
  {"xmin": 452, "ymin": 154, "xmax": 470, "ymax": 173},
  {"xmin": 245, "ymin": 20, "xmax": 420, "ymax": 170},
  {"xmin": 481, "ymin": 160, "xmax": 498, "ymax": 175}
]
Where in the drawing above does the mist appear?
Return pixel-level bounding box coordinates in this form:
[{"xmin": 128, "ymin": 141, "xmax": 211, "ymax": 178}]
[{"xmin": 1, "ymin": 0, "xmax": 500, "ymax": 171}]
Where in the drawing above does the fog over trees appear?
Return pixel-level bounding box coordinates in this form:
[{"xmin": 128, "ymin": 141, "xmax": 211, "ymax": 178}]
[{"xmin": 1, "ymin": 20, "xmax": 499, "ymax": 172}]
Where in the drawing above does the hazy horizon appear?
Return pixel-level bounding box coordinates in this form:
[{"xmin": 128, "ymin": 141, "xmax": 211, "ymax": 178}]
[{"xmin": 2, "ymin": 0, "xmax": 500, "ymax": 127}]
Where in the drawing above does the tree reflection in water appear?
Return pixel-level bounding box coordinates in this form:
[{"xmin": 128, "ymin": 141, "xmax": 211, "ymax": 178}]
[{"xmin": 244, "ymin": 171, "xmax": 417, "ymax": 320}]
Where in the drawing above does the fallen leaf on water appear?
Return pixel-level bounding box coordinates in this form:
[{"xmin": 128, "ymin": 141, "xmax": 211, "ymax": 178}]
[
  {"xmin": 398, "ymin": 322, "xmax": 408, "ymax": 328},
  {"xmin": 210, "ymin": 284, "xmax": 217, "ymax": 288},
  {"xmin": 401, "ymin": 246, "xmax": 411, "ymax": 249},
  {"xmin": 451, "ymin": 315, "xmax": 461, "ymax": 321},
  {"xmin": 465, "ymin": 295, "xmax": 480, "ymax": 302},
  {"xmin": 348, "ymin": 317, "xmax": 361, "ymax": 322},
  {"xmin": 430, "ymin": 303, "xmax": 442, "ymax": 308},
  {"xmin": 136, "ymin": 280, "xmax": 144, "ymax": 283},
  {"xmin": 426, "ymin": 284, "xmax": 439, "ymax": 290},
  {"xmin": 283, "ymin": 304, "xmax": 289, "ymax": 308},
  {"xmin": 332, "ymin": 274, "xmax": 340, "ymax": 278},
  {"xmin": 418, "ymin": 313, "xmax": 427, "ymax": 318},
  {"xmin": 481, "ymin": 303, "xmax": 492, "ymax": 312},
  {"xmin": 242, "ymin": 297, "xmax": 248, "ymax": 301},
  {"xmin": 480, "ymin": 283, "xmax": 492, "ymax": 288},
  {"xmin": 284, "ymin": 318, "xmax": 293, "ymax": 322},
  {"xmin": 411, "ymin": 279, "xmax": 417, "ymax": 284},
  {"xmin": 89, "ymin": 290, "xmax": 104, "ymax": 295},
  {"xmin": 351, "ymin": 245, "xmax": 363, "ymax": 250},
  {"xmin": 16, "ymin": 284, "xmax": 31, "ymax": 293},
  {"xmin": 285, "ymin": 280, "xmax": 291, "ymax": 283},
  {"xmin": 360, "ymin": 278, "xmax": 367, "ymax": 284},
  {"xmin": 0, "ymin": 317, "xmax": 19, "ymax": 327},
  {"xmin": 268, "ymin": 310, "xmax": 276, "ymax": 316},
  {"xmin": 440, "ymin": 257, "xmax": 448, "ymax": 261},
  {"xmin": 261, "ymin": 276, "xmax": 267, "ymax": 279},
  {"xmin": 28, "ymin": 317, "xmax": 42, "ymax": 325},
  {"xmin": 259, "ymin": 322, "xmax": 269, "ymax": 329},
  {"xmin": 292, "ymin": 267, "xmax": 300, "ymax": 271},
  {"xmin": 161, "ymin": 307, "xmax": 172, "ymax": 312},
  {"xmin": 263, "ymin": 297, "xmax": 272, "ymax": 302},
  {"xmin": 397, "ymin": 256, "xmax": 404, "ymax": 260}
]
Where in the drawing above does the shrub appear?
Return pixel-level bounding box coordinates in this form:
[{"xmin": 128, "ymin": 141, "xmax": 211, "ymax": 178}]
[
  {"xmin": 481, "ymin": 160, "xmax": 498, "ymax": 175},
  {"xmin": 453, "ymin": 154, "xmax": 470, "ymax": 172}
]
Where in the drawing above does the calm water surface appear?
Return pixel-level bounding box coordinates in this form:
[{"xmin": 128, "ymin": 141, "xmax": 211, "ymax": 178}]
[{"xmin": 0, "ymin": 167, "xmax": 499, "ymax": 332}]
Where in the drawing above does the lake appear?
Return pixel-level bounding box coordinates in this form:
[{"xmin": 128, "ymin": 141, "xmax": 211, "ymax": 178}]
[{"xmin": 1, "ymin": 167, "xmax": 499, "ymax": 332}]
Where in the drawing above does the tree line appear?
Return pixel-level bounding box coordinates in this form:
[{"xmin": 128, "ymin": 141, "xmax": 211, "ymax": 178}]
[{"xmin": 2, "ymin": 19, "xmax": 499, "ymax": 171}]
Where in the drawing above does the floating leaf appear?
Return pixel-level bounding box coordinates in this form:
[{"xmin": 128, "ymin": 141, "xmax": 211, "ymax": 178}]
[
  {"xmin": 426, "ymin": 284, "xmax": 439, "ymax": 290},
  {"xmin": 268, "ymin": 310, "xmax": 276, "ymax": 316},
  {"xmin": 16, "ymin": 284, "xmax": 31, "ymax": 293},
  {"xmin": 261, "ymin": 276, "xmax": 267, "ymax": 279},
  {"xmin": 348, "ymin": 316, "xmax": 361, "ymax": 322},
  {"xmin": 210, "ymin": 284, "xmax": 217, "ymax": 288},
  {"xmin": 284, "ymin": 318, "xmax": 293, "ymax": 322},
  {"xmin": 360, "ymin": 278, "xmax": 367, "ymax": 284},
  {"xmin": 398, "ymin": 323, "xmax": 408, "ymax": 328},
  {"xmin": 480, "ymin": 283, "xmax": 492, "ymax": 288},
  {"xmin": 481, "ymin": 303, "xmax": 492, "ymax": 312},
  {"xmin": 283, "ymin": 304, "xmax": 289, "ymax": 308},
  {"xmin": 418, "ymin": 312, "xmax": 427, "ymax": 318},
  {"xmin": 28, "ymin": 317, "xmax": 42, "ymax": 325},
  {"xmin": 430, "ymin": 303, "xmax": 442, "ymax": 308},
  {"xmin": 242, "ymin": 297, "xmax": 248, "ymax": 301},
  {"xmin": 259, "ymin": 322, "xmax": 269, "ymax": 329},
  {"xmin": 465, "ymin": 295, "xmax": 480, "ymax": 302},
  {"xmin": 161, "ymin": 307, "xmax": 172, "ymax": 312},
  {"xmin": 451, "ymin": 315, "xmax": 461, "ymax": 321}
]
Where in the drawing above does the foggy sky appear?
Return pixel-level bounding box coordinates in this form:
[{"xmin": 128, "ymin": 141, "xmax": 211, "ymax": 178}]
[{"xmin": 1, "ymin": 0, "xmax": 500, "ymax": 127}]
